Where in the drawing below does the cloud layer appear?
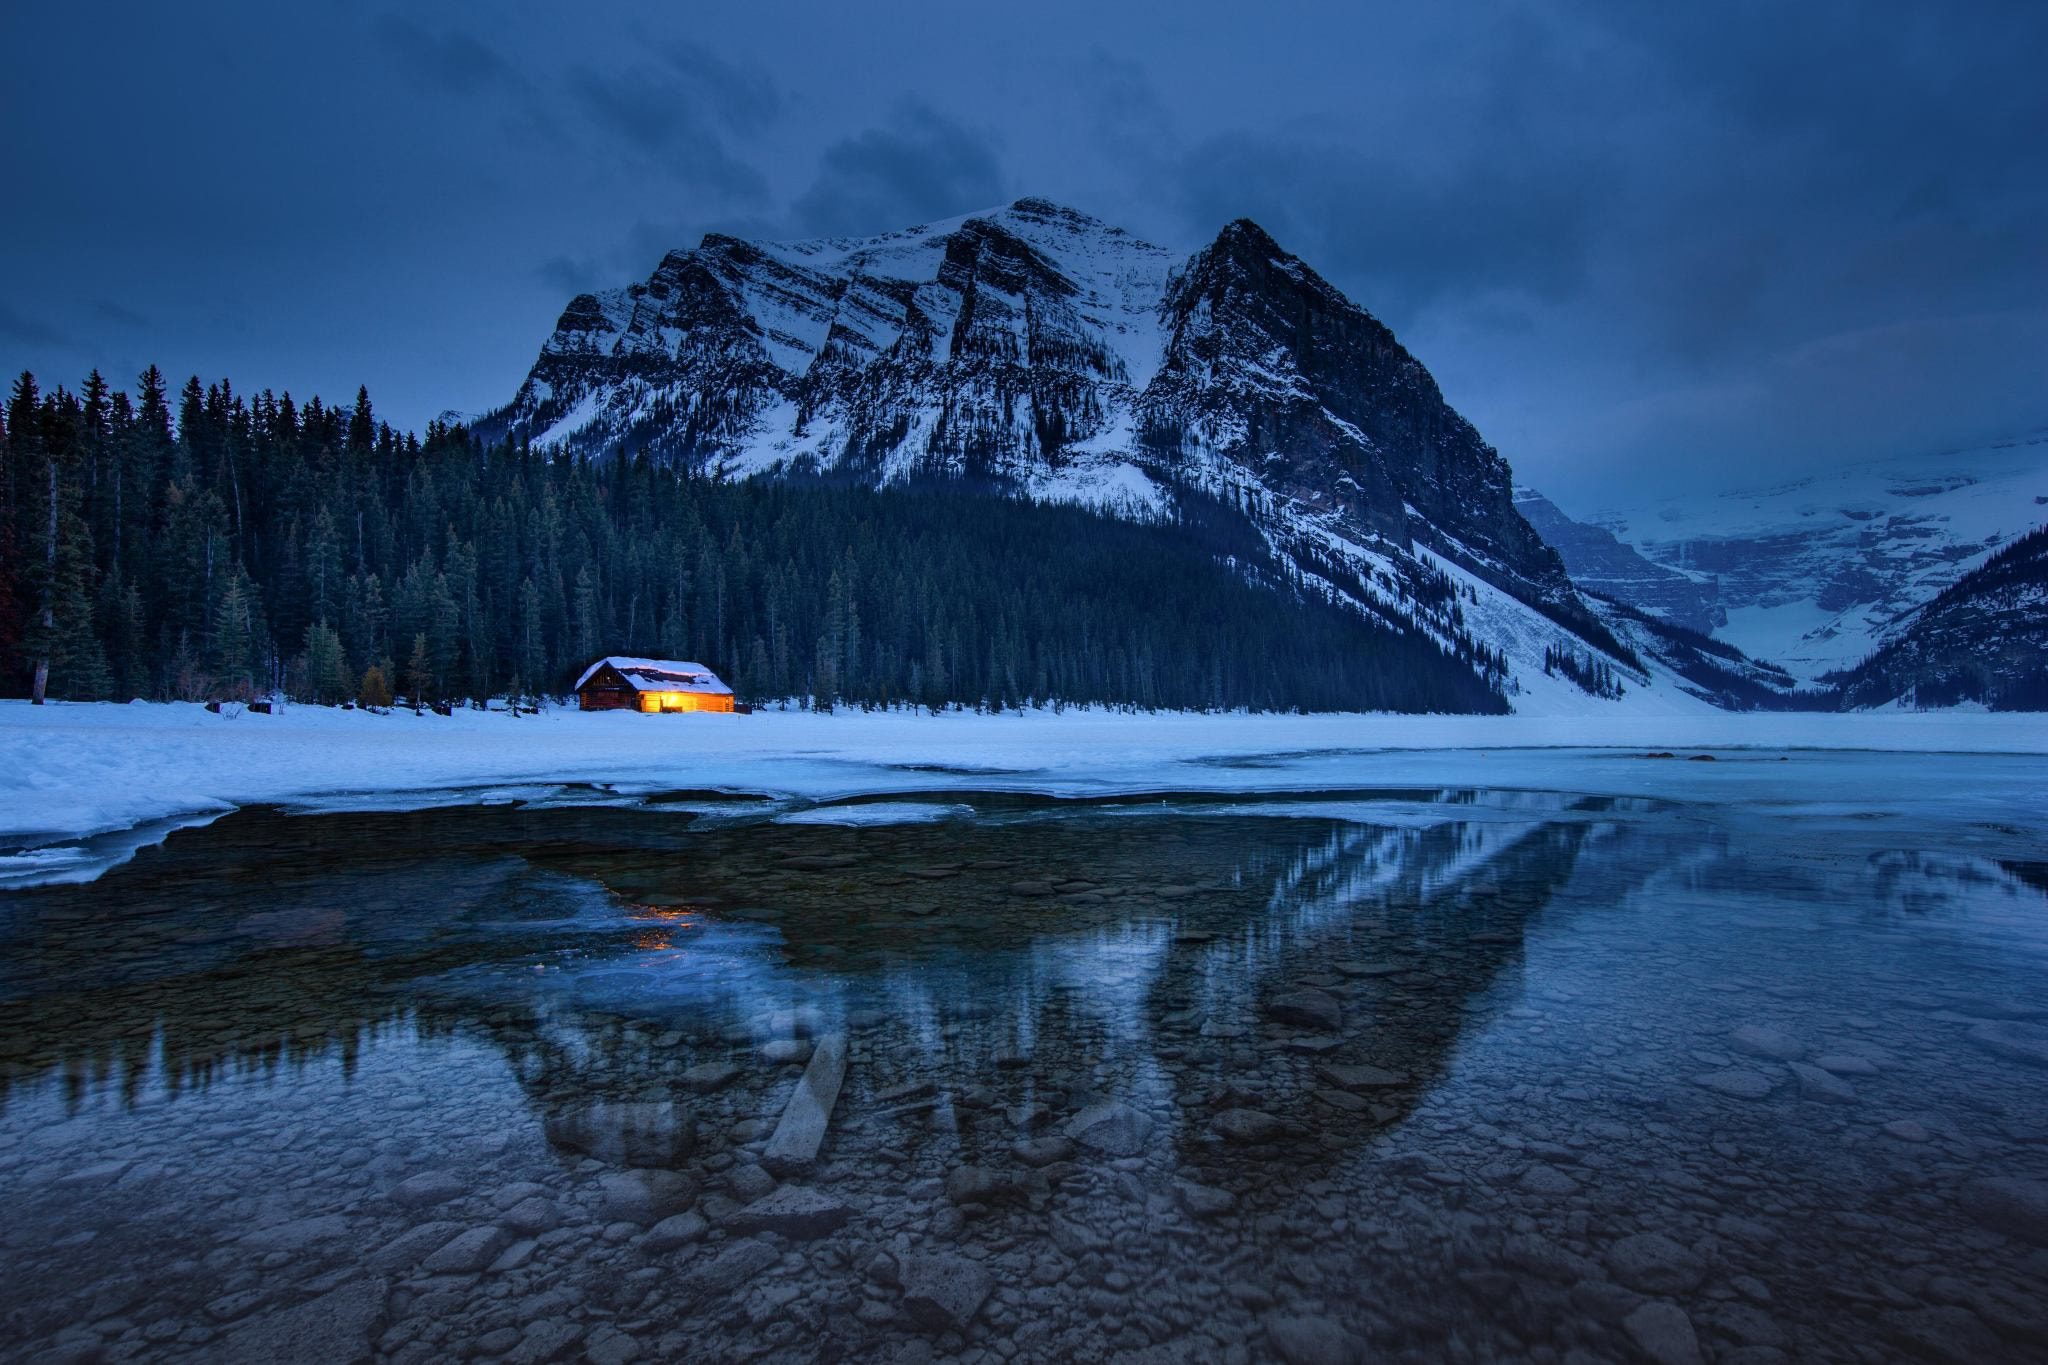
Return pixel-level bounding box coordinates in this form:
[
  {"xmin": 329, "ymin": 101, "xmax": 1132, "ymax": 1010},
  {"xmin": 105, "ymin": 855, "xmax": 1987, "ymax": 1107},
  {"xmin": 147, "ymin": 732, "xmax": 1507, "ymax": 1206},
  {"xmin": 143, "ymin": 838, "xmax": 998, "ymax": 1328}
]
[{"xmin": 1, "ymin": 1, "xmax": 2041, "ymax": 506}]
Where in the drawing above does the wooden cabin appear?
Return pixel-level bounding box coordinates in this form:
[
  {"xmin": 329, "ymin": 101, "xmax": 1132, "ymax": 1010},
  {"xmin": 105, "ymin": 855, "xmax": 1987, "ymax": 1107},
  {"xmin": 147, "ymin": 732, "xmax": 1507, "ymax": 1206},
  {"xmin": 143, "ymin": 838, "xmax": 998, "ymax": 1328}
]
[{"xmin": 575, "ymin": 657, "xmax": 735, "ymax": 713}]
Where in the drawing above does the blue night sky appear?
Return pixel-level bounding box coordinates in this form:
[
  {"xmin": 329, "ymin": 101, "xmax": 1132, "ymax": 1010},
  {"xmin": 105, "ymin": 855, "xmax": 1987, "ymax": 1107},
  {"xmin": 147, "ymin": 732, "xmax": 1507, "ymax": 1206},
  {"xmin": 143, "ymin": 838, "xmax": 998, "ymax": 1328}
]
[{"xmin": 2, "ymin": 1, "xmax": 2044, "ymax": 505}]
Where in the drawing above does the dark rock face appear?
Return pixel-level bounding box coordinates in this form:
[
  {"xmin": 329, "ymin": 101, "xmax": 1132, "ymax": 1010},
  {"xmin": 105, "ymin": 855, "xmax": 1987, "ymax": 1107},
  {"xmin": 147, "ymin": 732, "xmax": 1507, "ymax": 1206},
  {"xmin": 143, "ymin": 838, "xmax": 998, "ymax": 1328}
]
[
  {"xmin": 1143, "ymin": 219, "xmax": 1569, "ymax": 599},
  {"xmin": 478, "ymin": 198, "xmax": 1633, "ymax": 694},
  {"xmin": 1514, "ymin": 487, "xmax": 1721, "ymax": 634}
]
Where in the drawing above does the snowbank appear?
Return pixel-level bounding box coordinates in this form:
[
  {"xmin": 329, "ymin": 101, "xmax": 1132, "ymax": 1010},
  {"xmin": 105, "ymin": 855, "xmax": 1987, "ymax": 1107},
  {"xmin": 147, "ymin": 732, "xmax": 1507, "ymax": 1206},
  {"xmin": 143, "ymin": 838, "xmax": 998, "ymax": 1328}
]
[{"xmin": 3, "ymin": 700, "xmax": 2044, "ymax": 886}]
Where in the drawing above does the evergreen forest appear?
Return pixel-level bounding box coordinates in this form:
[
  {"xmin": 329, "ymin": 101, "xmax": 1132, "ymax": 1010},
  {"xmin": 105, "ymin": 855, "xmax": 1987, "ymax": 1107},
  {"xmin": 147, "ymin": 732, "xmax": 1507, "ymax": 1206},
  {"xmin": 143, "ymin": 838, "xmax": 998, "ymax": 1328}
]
[{"xmin": 0, "ymin": 368, "xmax": 1508, "ymax": 715}]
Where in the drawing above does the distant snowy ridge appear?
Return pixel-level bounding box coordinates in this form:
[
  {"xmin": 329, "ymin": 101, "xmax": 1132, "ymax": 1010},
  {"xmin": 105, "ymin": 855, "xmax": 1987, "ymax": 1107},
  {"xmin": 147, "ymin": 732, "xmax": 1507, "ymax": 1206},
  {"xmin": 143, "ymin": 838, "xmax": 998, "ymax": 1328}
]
[
  {"xmin": 477, "ymin": 198, "xmax": 1701, "ymax": 713},
  {"xmin": 1549, "ymin": 434, "xmax": 2048, "ymax": 683}
]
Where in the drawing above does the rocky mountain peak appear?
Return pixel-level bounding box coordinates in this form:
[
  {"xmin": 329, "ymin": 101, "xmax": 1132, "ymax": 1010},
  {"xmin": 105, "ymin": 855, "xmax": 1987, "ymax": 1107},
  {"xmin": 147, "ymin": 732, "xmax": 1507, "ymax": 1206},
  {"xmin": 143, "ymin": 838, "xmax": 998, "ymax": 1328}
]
[{"xmin": 474, "ymin": 200, "xmax": 1666, "ymax": 710}]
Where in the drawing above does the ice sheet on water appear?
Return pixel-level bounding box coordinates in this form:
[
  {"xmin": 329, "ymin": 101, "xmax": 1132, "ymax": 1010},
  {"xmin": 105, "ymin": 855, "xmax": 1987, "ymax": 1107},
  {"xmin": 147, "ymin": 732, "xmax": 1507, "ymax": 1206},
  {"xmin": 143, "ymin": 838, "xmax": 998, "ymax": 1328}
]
[
  {"xmin": 4, "ymin": 700, "xmax": 2044, "ymax": 890},
  {"xmin": 775, "ymin": 802, "xmax": 973, "ymax": 826},
  {"xmin": 276, "ymin": 785, "xmax": 572, "ymax": 816},
  {"xmin": 0, "ymin": 811, "xmax": 226, "ymax": 891}
]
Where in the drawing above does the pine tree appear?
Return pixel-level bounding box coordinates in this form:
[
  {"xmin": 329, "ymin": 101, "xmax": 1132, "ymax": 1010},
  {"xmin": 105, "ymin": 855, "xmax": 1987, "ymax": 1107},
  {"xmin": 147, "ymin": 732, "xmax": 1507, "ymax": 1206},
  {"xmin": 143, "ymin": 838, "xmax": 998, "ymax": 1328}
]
[
  {"xmin": 48, "ymin": 500, "xmax": 111, "ymax": 701},
  {"xmin": 304, "ymin": 622, "xmax": 349, "ymax": 704},
  {"xmin": 11, "ymin": 372, "xmax": 54, "ymax": 703},
  {"xmin": 304, "ymin": 505, "xmax": 344, "ymax": 626},
  {"xmin": 0, "ymin": 397, "xmax": 23, "ymax": 689},
  {"xmin": 405, "ymin": 632, "xmax": 432, "ymax": 710},
  {"xmin": 572, "ymin": 562, "xmax": 601, "ymax": 665},
  {"xmin": 102, "ymin": 570, "xmax": 146, "ymax": 700},
  {"xmin": 209, "ymin": 571, "xmax": 261, "ymax": 698}
]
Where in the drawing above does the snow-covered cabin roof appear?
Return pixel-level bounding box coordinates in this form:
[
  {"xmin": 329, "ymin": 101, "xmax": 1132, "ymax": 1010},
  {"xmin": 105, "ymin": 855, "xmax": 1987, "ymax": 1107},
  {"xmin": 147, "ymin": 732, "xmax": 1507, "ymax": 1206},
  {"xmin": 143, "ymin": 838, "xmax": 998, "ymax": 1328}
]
[{"xmin": 574, "ymin": 657, "xmax": 733, "ymax": 695}]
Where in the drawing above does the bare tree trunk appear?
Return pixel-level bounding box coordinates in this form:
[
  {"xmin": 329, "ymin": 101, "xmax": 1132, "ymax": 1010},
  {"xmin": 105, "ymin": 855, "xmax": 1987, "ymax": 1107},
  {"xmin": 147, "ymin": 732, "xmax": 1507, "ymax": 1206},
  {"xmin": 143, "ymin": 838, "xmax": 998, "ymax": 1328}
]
[{"xmin": 32, "ymin": 459, "xmax": 56, "ymax": 704}]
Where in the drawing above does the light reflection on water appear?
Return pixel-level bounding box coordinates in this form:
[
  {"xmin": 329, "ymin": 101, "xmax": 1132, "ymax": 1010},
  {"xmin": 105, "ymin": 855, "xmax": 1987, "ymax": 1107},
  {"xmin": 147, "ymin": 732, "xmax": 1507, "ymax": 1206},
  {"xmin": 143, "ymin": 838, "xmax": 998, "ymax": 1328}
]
[{"xmin": 0, "ymin": 787, "xmax": 2043, "ymax": 1362}]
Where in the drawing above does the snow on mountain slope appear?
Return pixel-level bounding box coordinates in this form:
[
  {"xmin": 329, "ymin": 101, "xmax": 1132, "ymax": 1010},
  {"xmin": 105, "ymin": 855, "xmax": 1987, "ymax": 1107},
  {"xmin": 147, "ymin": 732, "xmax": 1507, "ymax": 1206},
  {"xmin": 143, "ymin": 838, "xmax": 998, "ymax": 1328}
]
[
  {"xmin": 1828, "ymin": 524, "xmax": 2048, "ymax": 710},
  {"xmin": 1513, "ymin": 486, "xmax": 1719, "ymax": 634},
  {"xmin": 478, "ymin": 198, "xmax": 1663, "ymax": 713},
  {"xmin": 1563, "ymin": 434, "xmax": 2048, "ymax": 682}
]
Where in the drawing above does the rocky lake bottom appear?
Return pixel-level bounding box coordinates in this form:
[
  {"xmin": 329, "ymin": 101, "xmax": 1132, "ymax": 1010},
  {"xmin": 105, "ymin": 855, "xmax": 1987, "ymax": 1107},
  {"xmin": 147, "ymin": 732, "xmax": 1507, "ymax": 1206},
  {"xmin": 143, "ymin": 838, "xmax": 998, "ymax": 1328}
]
[{"xmin": 1, "ymin": 780, "xmax": 2045, "ymax": 1364}]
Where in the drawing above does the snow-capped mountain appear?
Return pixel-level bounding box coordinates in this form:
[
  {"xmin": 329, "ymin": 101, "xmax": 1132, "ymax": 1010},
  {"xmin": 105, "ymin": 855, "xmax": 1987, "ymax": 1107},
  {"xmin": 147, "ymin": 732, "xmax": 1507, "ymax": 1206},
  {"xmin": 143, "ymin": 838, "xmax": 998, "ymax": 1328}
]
[
  {"xmin": 1556, "ymin": 436, "xmax": 2048, "ymax": 682},
  {"xmin": 480, "ymin": 198, "xmax": 1673, "ymax": 712}
]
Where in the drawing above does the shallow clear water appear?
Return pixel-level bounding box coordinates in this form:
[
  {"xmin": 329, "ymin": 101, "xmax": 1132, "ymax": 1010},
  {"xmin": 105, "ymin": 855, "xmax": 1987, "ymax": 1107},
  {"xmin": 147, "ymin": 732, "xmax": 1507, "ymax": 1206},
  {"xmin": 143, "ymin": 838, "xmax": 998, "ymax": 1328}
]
[{"xmin": 1, "ymin": 783, "xmax": 2045, "ymax": 1363}]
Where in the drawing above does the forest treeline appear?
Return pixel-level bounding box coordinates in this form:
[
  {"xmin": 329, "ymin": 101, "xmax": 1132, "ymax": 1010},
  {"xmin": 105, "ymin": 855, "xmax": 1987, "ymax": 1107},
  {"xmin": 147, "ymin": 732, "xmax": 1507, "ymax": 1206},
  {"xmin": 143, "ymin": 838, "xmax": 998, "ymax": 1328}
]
[{"xmin": 0, "ymin": 367, "xmax": 1506, "ymax": 714}]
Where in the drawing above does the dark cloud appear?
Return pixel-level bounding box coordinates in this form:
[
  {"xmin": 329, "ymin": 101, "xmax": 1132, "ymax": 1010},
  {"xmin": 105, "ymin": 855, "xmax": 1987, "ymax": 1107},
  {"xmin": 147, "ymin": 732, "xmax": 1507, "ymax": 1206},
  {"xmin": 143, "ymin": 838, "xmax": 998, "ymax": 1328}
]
[
  {"xmin": 1075, "ymin": 50, "xmax": 1175, "ymax": 172},
  {"xmin": 791, "ymin": 103, "xmax": 1004, "ymax": 238},
  {"xmin": 1170, "ymin": 129, "xmax": 1607, "ymax": 319},
  {"xmin": 535, "ymin": 254, "xmax": 602, "ymax": 298},
  {"xmin": 566, "ymin": 64, "xmax": 769, "ymax": 203},
  {"xmin": 0, "ymin": 1, "xmax": 2040, "ymax": 506},
  {"xmin": 375, "ymin": 15, "xmax": 521, "ymax": 96},
  {"xmin": 0, "ymin": 304, "xmax": 75, "ymax": 349},
  {"xmin": 90, "ymin": 299, "xmax": 150, "ymax": 328},
  {"xmin": 660, "ymin": 40, "xmax": 780, "ymax": 135}
]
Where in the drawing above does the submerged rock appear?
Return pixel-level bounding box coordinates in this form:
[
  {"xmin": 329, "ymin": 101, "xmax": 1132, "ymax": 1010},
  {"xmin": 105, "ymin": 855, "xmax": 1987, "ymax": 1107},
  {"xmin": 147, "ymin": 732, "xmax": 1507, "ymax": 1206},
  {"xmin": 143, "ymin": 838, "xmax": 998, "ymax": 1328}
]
[
  {"xmin": 1262, "ymin": 1312, "xmax": 1366, "ymax": 1365},
  {"xmin": 597, "ymin": 1169, "xmax": 696, "ymax": 1226},
  {"xmin": 499, "ymin": 1196, "xmax": 561, "ymax": 1236},
  {"xmin": 679, "ymin": 1239, "xmax": 779, "ymax": 1304},
  {"xmin": 1314, "ymin": 1062, "xmax": 1405, "ymax": 1090},
  {"xmin": 421, "ymin": 1225, "xmax": 511, "ymax": 1275},
  {"xmin": 1065, "ymin": 1101, "xmax": 1153, "ymax": 1156},
  {"xmin": 729, "ymin": 1185, "xmax": 852, "ymax": 1238},
  {"xmin": 1606, "ymin": 1232, "xmax": 1707, "ymax": 1295},
  {"xmin": 1011, "ymin": 1135, "xmax": 1075, "ymax": 1167},
  {"xmin": 762, "ymin": 1032, "xmax": 847, "ymax": 1174},
  {"xmin": 641, "ymin": 1210, "xmax": 708, "ymax": 1251},
  {"xmin": 1729, "ymin": 1025, "xmax": 1806, "ymax": 1062},
  {"xmin": 1176, "ymin": 1180, "xmax": 1235, "ymax": 1218},
  {"xmin": 1518, "ymin": 1164, "xmax": 1580, "ymax": 1196},
  {"xmin": 725, "ymin": 1162, "xmax": 776, "ymax": 1202},
  {"xmin": 759, "ymin": 1037, "xmax": 813, "ymax": 1065},
  {"xmin": 680, "ymin": 1061, "xmax": 741, "ymax": 1091},
  {"xmin": 385, "ymin": 1170, "xmax": 462, "ymax": 1208},
  {"xmin": 1787, "ymin": 1061, "xmax": 1858, "ymax": 1104},
  {"xmin": 1692, "ymin": 1069, "xmax": 1778, "ymax": 1100},
  {"xmin": 1265, "ymin": 989, "xmax": 1343, "ymax": 1033},
  {"xmin": 1960, "ymin": 1176, "xmax": 2048, "ymax": 1245},
  {"xmin": 545, "ymin": 1100, "xmax": 693, "ymax": 1166},
  {"xmin": 218, "ymin": 1277, "xmax": 388, "ymax": 1364},
  {"xmin": 1812, "ymin": 1052, "xmax": 1879, "ymax": 1076},
  {"xmin": 1213, "ymin": 1108, "xmax": 1284, "ymax": 1144},
  {"xmin": 901, "ymin": 1252, "xmax": 992, "ymax": 1330},
  {"xmin": 1968, "ymin": 1020, "xmax": 2048, "ymax": 1068},
  {"xmin": 1622, "ymin": 1300, "xmax": 1703, "ymax": 1365}
]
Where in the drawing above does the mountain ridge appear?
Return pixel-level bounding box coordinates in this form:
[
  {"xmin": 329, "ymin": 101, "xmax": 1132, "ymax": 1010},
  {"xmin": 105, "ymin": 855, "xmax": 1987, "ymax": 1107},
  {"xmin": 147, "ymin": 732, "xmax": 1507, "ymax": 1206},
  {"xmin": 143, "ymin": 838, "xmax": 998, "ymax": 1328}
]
[{"xmin": 1522, "ymin": 434, "xmax": 2048, "ymax": 686}]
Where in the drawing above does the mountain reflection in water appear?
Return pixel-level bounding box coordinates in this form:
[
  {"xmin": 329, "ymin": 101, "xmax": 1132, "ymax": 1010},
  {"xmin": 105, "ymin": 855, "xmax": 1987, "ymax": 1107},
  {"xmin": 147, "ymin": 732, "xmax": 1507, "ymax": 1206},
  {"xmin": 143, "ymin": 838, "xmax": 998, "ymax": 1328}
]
[{"xmin": 0, "ymin": 789, "xmax": 2043, "ymax": 1363}]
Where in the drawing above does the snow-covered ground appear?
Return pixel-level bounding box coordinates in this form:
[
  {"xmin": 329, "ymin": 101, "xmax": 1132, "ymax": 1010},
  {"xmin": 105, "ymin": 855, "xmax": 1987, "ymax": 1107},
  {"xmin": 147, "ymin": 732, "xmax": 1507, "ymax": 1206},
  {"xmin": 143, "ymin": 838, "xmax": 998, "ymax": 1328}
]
[{"xmin": 4, "ymin": 700, "xmax": 2044, "ymax": 888}]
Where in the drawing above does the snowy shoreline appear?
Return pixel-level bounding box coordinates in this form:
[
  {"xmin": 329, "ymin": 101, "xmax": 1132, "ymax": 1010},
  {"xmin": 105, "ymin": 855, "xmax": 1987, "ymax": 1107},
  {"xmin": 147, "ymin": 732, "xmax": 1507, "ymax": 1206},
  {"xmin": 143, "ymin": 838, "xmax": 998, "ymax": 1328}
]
[{"xmin": 4, "ymin": 700, "xmax": 2045, "ymax": 887}]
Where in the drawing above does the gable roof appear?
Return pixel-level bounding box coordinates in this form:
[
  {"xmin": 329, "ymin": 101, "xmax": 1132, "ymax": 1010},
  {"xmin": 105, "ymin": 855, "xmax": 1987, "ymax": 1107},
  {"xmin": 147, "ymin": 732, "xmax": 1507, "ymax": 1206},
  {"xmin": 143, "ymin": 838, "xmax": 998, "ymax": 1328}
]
[{"xmin": 574, "ymin": 656, "xmax": 733, "ymax": 695}]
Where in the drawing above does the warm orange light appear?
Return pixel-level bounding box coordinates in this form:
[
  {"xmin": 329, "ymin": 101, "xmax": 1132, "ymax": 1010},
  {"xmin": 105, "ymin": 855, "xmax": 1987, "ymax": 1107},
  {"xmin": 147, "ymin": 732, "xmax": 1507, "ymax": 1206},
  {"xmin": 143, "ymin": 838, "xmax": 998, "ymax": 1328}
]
[
  {"xmin": 623, "ymin": 903, "xmax": 701, "ymax": 952},
  {"xmin": 638, "ymin": 690, "xmax": 733, "ymax": 713}
]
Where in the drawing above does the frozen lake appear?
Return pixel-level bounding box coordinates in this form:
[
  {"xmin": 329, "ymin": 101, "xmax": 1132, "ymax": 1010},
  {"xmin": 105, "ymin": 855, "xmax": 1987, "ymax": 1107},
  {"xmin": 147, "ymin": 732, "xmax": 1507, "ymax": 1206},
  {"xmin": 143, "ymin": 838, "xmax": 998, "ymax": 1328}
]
[{"xmin": 1, "ymin": 764, "xmax": 2045, "ymax": 1362}]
